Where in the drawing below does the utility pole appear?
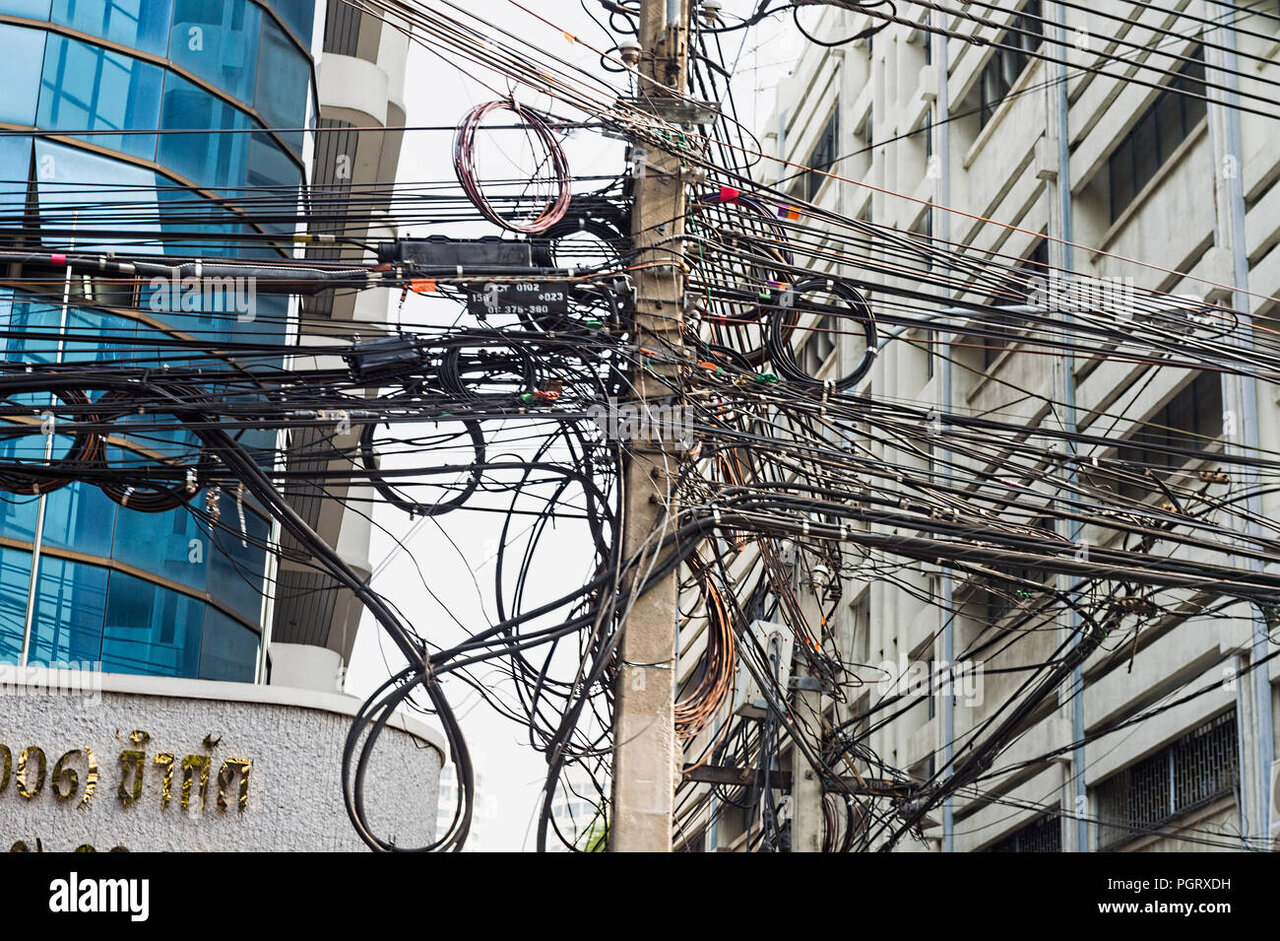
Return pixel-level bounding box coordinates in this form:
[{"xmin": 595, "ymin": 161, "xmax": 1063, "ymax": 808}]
[
  {"xmin": 610, "ymin": 0, "xmax": 692, "ymax": 852},
  {"xmin": 788, "ymin": 557, "xmax": 828, "ymax": 852}
]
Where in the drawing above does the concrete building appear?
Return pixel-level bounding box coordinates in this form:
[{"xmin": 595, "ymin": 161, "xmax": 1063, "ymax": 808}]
[
  {"xmin": 269, "ymin": 0, "xmax": 410, "ymax": 690},
  {"xmin": 0, "ymin": 0, "xmax": 438, "ymax": 850},
  {"xmin": 436, "ymin": 764, "xmax": 501, "ymax": 851},
  {"xmin": 679, "ymin": 0, "xmax": 1280, "ymax": 852}
]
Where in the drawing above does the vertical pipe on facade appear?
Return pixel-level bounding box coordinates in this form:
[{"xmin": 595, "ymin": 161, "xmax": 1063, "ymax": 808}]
[
  {"xmin": 20, "ymin": 228, "xmax": 75, "ymax": 667},
  {"xmin": 255, "ymin": 507, "xmax": 281, "ymax": 684},
  {"xmin": 1202, "ymin": 1, "xmax": 1273, "ymax": 842},
  {"xmin": 930, "ymin": 11, "xmax": 954, "ymax": 854},
  {"xmin": 1233, "ymin": 650, "xmax": 1253, "ymax": 845},
  {"xmin": 1050, "ymin": 0, "xmax": 1088, "ymax": 855}
]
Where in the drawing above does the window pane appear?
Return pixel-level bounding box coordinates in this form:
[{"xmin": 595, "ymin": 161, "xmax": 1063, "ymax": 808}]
[
  {"xmin": 29, "ymin": 556, "xmax": 107, "ymax": 665},
  {"xmin": 1132, "ymin": 110, "xmax": 1159, "ymax": 195},
  {"xmin": 198, "ymin": 608, "xmax": 257, "ymax": 681},
  {"xmin": 253, "ymin": 18, "xmax": 309, "ymax": 154},
  {"xmin": 1000, "ymin": 49, "xmax": 1020, "ymax": 89},
  {"xmin": 1190, "ymin": 370, "xmax": 1222, "ymax": 438},
  {"xmin": 232, "ymin": 289, "xmax": 287, "ymax": 347},
  {"xmin": 207, "ymin": 503, "xmax": 268, "ymax": 619},
  {"xmin": 0, "ymin": 0, "xmax": 51, "ymax": 17},
  {"xmin": 50, "ymin": 0, "xmax": 173, "ymax": 57},
  {"xmin": 0, "ymin": 546, "xmax": 33, "ymax": 664},
  {"xmin": 0, "ymin": 492, "xmax": 39, "ymax": 546},
  {"xmin": 38, "ymin": 37, "xmax": 163, "ymax": 160},
  {"xmin": 0, "ymin": 25, "xmax": 47, "ymax": 124},
  {"xmin": 265, "ymin": 0, "xmax": 313, "ymax": 45},
  {"xmin": 43, "ymin": 482, "xmax": 118, "ymax": 558},
  {"xmin": 1173, "ymin": 49, "xmax": 1206, "ymax": 143},
  {"xmin": 980, "ymin": 64, "xmax": 1000, "ymax": 126},
  {"xmin": 1180, "ymin": 78, "xmax": 1207, "ymax": 133},
  {"xmin": 1018, "ymin": 0, "xmax": 1043, "ymax": 50},
  {"xmin": 156, "ymin": 180, "xmax": 247, "ymax": 258},
  {"xmin": 1109, "ymin": 138, "xmax": 1135, "ymax": 221},
  {"xmin": 158, "ymin": 73, "xmax": 251, "ymax": 189},
  {"xmin": 169, "ymin": 0, "xmax": 260, "ymax": 102},
  {"xmin": 34, "ymin": 140, "xmax": 164, "ymax": 253},
  {"xmin": 245, "ymin": 131, "xmax": 301, "ymax": 234},
  {"xmin": 101, "ymin": 572, "xmax": 202, "ymax": 676},
  {"xmin": 1154, "ymin": 90, "xmax": 1182, "ymax": 165},
  {"xmin": 111, "ymin": 502, "xmax": 207, "ymax": 590},
  {"xmin": 3, "ymin": 292, "xmax": 65, "ymax": 413},
  {"xmin": 0, "ymin": 136, "xmax": 32, "ymax": 225}
]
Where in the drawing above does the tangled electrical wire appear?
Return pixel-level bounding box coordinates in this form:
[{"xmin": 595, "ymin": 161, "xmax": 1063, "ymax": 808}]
[
  {"xmin": 453, "ymin": 98, "xmax": 574, "ymax": 234},
  {"xmin": 5, "ymin": 0, "xmax": 1280, "ymax": 856}
]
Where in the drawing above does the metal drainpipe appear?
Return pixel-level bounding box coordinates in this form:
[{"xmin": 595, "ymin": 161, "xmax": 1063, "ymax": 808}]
[
  {"xmin": 1050, "ymin": 0, "xmax": 1089, "ymax": 855},
  {"xmin": 931, "ymin": 10, "xmax": 955, "ymax": 854},
  {"xmin": 1203, "ymin": 2, "xmax": 1273, "ymax": 843}
]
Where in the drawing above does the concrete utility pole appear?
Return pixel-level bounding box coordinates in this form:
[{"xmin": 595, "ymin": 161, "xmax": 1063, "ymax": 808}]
[
  {"xmin": 789, "ymin": 560, "xmax": 828, "ymax": 852},
  {"xmin": 610, "ymin": 0, "xmax": 691, "ymax": 852}
]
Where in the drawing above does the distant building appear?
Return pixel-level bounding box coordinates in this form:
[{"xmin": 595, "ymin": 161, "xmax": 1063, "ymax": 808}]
[
  {"xmin": 436, "ymin": 765, "xmax": 501, "ymax": 851},
  {"xmin": 677, "ymin": 1, "xmax": 1278, "ymax": 852}
]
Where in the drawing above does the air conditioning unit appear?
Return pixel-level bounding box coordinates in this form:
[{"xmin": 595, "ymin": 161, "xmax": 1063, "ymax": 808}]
[{"xmin": 732, "ymin": 620, "xmax": 794, "ymax": 719}]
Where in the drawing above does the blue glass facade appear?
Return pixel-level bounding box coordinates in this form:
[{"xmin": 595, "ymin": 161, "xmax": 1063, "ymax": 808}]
[{"xmin": 0, "ymin": 0, "xmax": 314, "ymax": 680}]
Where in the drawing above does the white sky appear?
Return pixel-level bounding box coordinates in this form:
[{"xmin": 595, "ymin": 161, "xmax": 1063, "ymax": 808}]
[{"xmin": 343, "ymin": 0, "xmax": 797, "ymax": 851}]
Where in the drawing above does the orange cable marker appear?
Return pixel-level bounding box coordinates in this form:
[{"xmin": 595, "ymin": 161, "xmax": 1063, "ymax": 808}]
[{"xmin": 409, "ymin": 278, "xmax": 437, "ymax": 294}]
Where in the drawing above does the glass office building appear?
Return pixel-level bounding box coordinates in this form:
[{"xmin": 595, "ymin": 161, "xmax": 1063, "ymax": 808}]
[{"xmin": 0, "ymin": 0, "xmax": 315, "ymax": 680}]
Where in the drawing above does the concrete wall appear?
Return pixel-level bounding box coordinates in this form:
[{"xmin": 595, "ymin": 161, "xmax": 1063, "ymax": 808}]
[{"xmin": 0, "ymin": 672, "xmax": 442, "ymax": 852}]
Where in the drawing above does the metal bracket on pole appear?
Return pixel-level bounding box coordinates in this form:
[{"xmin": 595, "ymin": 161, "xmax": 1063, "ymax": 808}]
[{"xmin": 621, "ymin": 97, "xmax": 721, "ymax": 126}]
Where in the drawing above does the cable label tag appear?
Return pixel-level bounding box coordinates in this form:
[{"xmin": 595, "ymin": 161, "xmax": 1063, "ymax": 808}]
[{"xmin": 466, "ymin": 281, "xmax": 569, "ymax": 319}]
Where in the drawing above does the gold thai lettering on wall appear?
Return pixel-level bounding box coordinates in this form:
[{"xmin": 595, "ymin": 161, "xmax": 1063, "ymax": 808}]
[{"xmin": 0, "ymin": 730, "xmax": 252, "ymax": 814}]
